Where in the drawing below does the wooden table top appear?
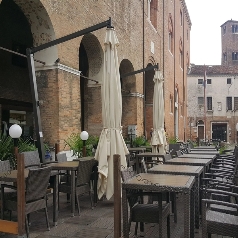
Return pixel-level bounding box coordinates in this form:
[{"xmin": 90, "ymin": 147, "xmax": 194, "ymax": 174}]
[
  {"xmin": 165, "ymin": 158, "xmax": 212, "ymax": 166},
  {"xmin": 122, "ymin": 173, "xmax": 195, "ymax": 192},
  {"xmin": 136, "ymin": 152, "xmax": 164, "ymax": 157},
  {"xmin": 0, "ymin": 169, "xmax": 29, "ymax": 182},
  {"xmin": 148, "ymin": 164, "xmax": 204, "ymax": 175},
  {"xmin": 128, "ymin": 147, "xmax": 146, "ymax": 151},
  {"xmin": 189, "ymin": 150, "xmax": 218, "ymax": 155},
  {"xmin": 179, "ymin": 154, "xmax": 216, "ymax": 160}
]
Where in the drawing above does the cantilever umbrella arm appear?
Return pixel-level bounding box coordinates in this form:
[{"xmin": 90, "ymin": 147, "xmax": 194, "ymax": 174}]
[{"xmin": 26, "ymin": 18, "xmax": 112, "ymax": 163}]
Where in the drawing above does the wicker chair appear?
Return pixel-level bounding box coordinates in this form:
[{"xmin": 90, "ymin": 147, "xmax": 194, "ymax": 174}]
[
  {"xmin": 0, "ymin": 160, "xmax": 17, "ymax": 217},
  {"xmin": 121, "ymin": 167, "xmax": 171, "ymax": 237},
  {"xmin": 58, "ymin": 159, "xmax": 95, "ymax": 215},
  {"xmin": 202, "ymin": 189, "xmax": 238, "ymax": 237},
  {"xmin": 22, "ymin": 150, "xmax": 41, "ymax": 169},
  {"xmin": 2, "ymin": 166, "xmax": 52, "ymax": 237}
]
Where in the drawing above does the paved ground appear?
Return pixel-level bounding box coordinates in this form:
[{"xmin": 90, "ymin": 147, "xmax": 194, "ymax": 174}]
[{"xmin": 0, "ymin": 191, "xmax": 230, "ymax": 238}]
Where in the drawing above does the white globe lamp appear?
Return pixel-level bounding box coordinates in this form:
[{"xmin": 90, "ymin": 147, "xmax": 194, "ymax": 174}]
[{"xmin": 80, "ymin": 131, "xmax": 89, "ymax": 157}]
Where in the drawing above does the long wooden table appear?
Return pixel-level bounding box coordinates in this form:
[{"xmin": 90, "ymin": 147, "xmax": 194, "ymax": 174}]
[
  {"xmin": 179, "ymin": 153, "xmax": 217, "ymax": 161},
  {"xmin": 122, "ymin": 173, "xmax": 195, "ymax": 238},
  {"xmin": 164, "ymin": 158, "xmax": 213, "ymax": 173},
  {"xmin": 148, "ymin": 164, "xmax": 204, "ymax": 229}
]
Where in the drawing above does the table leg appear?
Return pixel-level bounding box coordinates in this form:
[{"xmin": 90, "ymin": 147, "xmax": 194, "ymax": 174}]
[
  {"xmin": 71, "ymin": 170, "xmax": 75, "ymax": 216},
  {"xmin": 122, "ymin": 189, "xmax": 129, "ymax": 238},
  {"xmin": 184, "ymin": 189, "xmax": 194, "ymax": 238},
  {"xmin": 194, "ymin": 177, "xmax": 200, "ymax": 229},
  {"xmin": 53, "ymin": 174, "xmax": 59, "ymax": 226}
]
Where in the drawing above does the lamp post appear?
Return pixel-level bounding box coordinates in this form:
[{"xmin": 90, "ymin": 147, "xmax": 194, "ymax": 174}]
[
  {"xmin": 80, "ymin": 131, "xmax": 89, "ymax": 157},
  {"xmin": 9, "ymin": 124, "xmax": 22, "ymax": 157}
]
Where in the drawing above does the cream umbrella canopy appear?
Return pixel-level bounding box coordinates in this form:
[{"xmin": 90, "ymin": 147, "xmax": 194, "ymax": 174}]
[
  {"xmin": 95, "ymin": 27, "xmax": 129, "ymax": 200},
  {"xmin": 151, "ymin": 70, "xmax": 167, "ymax": 155}
]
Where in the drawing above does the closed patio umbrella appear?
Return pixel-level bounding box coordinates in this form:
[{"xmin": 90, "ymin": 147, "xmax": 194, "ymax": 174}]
[
  {"xmin": 151, "ymin": 70, "xmax": 167, "ymax": 155},
  {"xmin": 95, "ymin": 27, "xmax": 128, "ymax": 200}
]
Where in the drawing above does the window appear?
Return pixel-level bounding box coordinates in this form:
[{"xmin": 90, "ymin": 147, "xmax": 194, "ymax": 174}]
[
  {"xmin": 223, "ymin": 25, "xmax": 226, "ymax": 34},
  {"xmin": 226, "ymin": 97, "xmax": 232, "ymax": 111},
  {"xmin": 234, "ymin": 97, "xmax": 238, "ymax": 111},
  {"xmin": 170, "ymin": 95, "xmax": 173, "ymax": 113},
  {"xmin": 198, "ymin": 97, "xmax": 204, "ymax": 105},
  {"xmin": 179, "ymin": 51, "xmax": 183, "ymax": 67},
  {"xmin": 207, "ymin": 97, "xmax": 212, "ymax": 110},
  {"xmin": 223, "ymin": 52, "xmax": 227, "ymax": 62},
  {"xmin": 149, "ymin": 0, "xmax": 158, "ymax": 28},
  {"xmin": 232, "ymin": 52, "xmax": 238, "ymax": 60},
  {"xmin": 207, "ymin": 78, "xmax": 211, "ymax": 84},
  {"xmin": 227, "ymin": 78, "xmax": 231, "ymax": 84},
  {"xmin": 198, "ymin": 79, "xmax": 203, "ymax": 84},
  {"xmin": 187, "ymin": 29, "xmax": 188, "ymax": 40},
  {"xmin": 180, "ymin": 10, "xmax": 183, "ymax": 26},
  {"xmin": 232, "ymin": 25, "xmax": 238, "ymax": 33},
  {"xmin": 168, "ymin": 14, "xmax": 173, "ymax": 54}
]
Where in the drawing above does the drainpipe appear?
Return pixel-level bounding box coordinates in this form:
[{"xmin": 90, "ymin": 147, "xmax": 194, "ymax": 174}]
[
  {"xmin": 143, "ymin": 0, "xmax": 146, "ymax": 137},
  {"xmin": 173, "ymin": 2, "xmax": 176, "ymax": 137}
]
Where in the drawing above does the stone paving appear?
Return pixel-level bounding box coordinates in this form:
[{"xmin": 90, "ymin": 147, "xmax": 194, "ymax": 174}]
[{"xmin": 0, "ymin": 192, "xmax": 229, "ymax": 238}]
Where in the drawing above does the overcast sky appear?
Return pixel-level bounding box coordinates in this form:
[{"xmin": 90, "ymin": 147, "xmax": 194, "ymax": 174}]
[{"xmin": 185, "ymin": 0, "xmax": 238, "ymax": 65}]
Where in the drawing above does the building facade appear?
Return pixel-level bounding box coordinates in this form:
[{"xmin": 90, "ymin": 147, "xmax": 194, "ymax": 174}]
[
  {"xmin": 0, "ymin": 0, "xmax": 191, "ymax": 151},
  {"xmin": 221, "ymin": 20, "xmax": 238, "ymax": 66},
  {"xmin": 187, "ymin": 65, "xmax": 238, "ymax": 143}
]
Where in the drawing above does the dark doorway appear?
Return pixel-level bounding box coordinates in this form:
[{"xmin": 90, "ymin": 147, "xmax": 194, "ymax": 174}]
[
  {"xmin": 212, "ymin": 123, "xmax": 227, "ymax": 142},
  {"xmin": 198, "ymin": 126, "xmax": 204, "ymax": 140}
]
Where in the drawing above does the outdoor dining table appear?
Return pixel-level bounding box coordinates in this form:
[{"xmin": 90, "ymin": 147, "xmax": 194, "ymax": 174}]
[
  {"xmin": 49, "ymin": 157, "xmax": 97, "ymax": 217},
  {"xmin": 178, "ymin": 153, "xmax": 217, "ymax": 162},
  {"xmin": 148, "ymin": 164, "xmax": 204, "ymax": 229},
  {"xmin": 122, "ymin": 173, "xmax": 196, "ymax": 238},
  {"xmin": 189, "ymin": 150, "xmax": 219, "ymax": 155},
  {"xmin": 0, "ymin": 169, "xmax": 59, "ymax": 226},
  {"xmin": 164, "ymin": 158, "xmax": 213, "ymax": 173},
  {"xmin": 127, "ymin": 147, "xmax": 146, "ymax": 154},
  {"xmin": 135, "ymin": 152, "xmax": 165, "ymax": 173}
]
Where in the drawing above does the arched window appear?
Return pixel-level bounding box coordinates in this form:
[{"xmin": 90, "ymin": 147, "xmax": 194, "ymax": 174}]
[{"xmin": 168, "ymin": 14, "xmax": 173, "ymax": 54}]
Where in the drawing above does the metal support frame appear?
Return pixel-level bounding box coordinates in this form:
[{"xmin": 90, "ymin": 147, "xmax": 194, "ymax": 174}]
[
  {"xmin": 26, "ymin": 18, "xmax": 112, "ymax": 162},
  {"xmin": 120, "ymin": 64, "xmax": 158, "ymax": 79}
]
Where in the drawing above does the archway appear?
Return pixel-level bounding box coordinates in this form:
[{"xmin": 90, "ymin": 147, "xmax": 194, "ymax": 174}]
[
  {"xmin": 119, "ymin": 59, "xmax": 136, "ymax": 138},
  {"xmin": 79, "ymin": 33, "xmax": 103, "ymax": 133},
  {"xmin": 145, "ymin": 63, "xmax": 155, "ymax": 139},
  {"xmin": 0, "ymin": 0, "xmax": 57, "ymax": 140}
]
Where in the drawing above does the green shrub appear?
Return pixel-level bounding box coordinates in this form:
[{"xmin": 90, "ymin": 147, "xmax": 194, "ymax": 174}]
[
  {"xmin": 132, "ymin": 136, "xmax": 150, "ymax": 147},
  {"xmin": 168, "ymin": 136, "xmax": 179, "ymax": 144},
  {"xmin": 64, "ymin": 133, "xmax": 99, "ymax": 158}
]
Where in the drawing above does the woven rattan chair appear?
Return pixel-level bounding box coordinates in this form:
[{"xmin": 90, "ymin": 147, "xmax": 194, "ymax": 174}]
[
  {"xmin": 121, "ymin": 167, "xmax": 171, "ymax": 237},
  {"xmin": 202, "ymin": 189, "xmax": 238, "ymax": 237},
  {"xmin": 22, "ymin": 150, "xmax": 41, "ymax": 169},
  {"xmin": 0, "ymin": 160, "xmax": 17, "ymax": 217},
  {"xmin": 2, "ymin": 166, "xmax": 52, "ymax": 237},
  {"xmin": 58, "ymin": 159, "xmax": 95, "ymax": 215}
]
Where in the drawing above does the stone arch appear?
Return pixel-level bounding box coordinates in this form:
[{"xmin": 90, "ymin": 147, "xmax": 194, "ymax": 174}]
[
  {"xmin": 13, "ymin": 0, "xmax": 58, "ymax": 66},
  {"xmin": 145, "ymin": 62, "xmax": 156, "ymax": 139},
  {"xmin": 79, "ymin": 33, "xmax": 104, "ymax": 133},
  {"xmin": 119, "ymin": 59, "xmax": 137, "ymax": 138},
  {"xmin": 0, "ymin": 0, "xmax": 58, "ymax": 144}
]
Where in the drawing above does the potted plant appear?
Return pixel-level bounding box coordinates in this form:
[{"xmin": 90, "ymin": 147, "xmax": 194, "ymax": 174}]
[
  {"xmin": 132, "ymin": 136, "xmax": 150, "ymax": 147},
  {"xmin": 168, "ymin": 136, "xmax": 181, "ymax": 153}
]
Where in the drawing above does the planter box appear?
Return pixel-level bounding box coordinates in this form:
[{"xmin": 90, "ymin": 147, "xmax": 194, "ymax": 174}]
[{"xmin": 168, "ymin": 144, "xmax": 181, "ymax": 152}]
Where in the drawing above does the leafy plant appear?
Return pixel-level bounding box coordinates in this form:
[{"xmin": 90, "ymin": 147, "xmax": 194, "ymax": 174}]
[
  {"xmin": 64, "ymin": 133, "xmax": 100, "ymax": 158},
  {"xmin": 18, "ymin": 138, "xmax": 37, "ymax": 153},
  {"xmin": 219, "ymin": 144, "xmax": 228, "ymax": 154},
  {"xmin": 168, "ymin": 136, "xmax": 179, "ymax": 144},
  {"xmin": 132, "ymin": 136, "xmax": 150, "ymax": 147}
]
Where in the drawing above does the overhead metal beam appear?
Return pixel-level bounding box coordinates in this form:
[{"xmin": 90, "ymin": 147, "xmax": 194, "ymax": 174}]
[
  {"xmin": 26, "ymin": 18, "xmax": 112, "ymax": 162},
  {"xmin": 120, "ymin": 64, "xmax": 159, "ymax": 79},
  {"xmin": 29, "ymin": 18, "xmax": 112, "ymax": 54}
]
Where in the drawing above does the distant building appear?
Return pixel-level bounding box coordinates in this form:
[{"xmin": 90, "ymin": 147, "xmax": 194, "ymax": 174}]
[
  {"xmin": 187, "ymin": 65, "xmax": 238, "ymax": 143},
  {"xmin": 221, "ymin": 20, "xmax": 238, "ymax": 66},
  {"xmin": 187, "ymin": 19, "xmax": 238, "ymax": 144}
]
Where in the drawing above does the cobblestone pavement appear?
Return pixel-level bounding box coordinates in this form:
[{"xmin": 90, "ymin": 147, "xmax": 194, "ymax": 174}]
[{"xmin": 0, "ymin": 192, "xmax": 230, "ymax": 238}]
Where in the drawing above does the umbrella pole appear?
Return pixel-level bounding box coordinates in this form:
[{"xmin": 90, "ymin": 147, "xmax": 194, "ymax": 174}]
[{"xmin": 113, "ymin": 154, "xmax": 121, "ymax": 237}]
